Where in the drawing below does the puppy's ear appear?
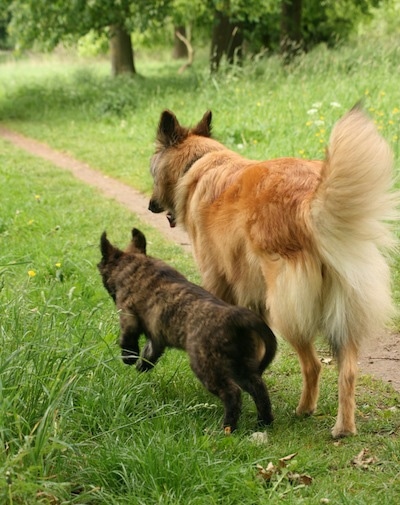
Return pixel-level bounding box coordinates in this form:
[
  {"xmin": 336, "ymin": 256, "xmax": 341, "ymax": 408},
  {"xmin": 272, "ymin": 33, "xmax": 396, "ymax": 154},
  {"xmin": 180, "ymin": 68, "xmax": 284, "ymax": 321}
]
[
  {"xmin": 157, "ymin": 110, "xmax": 188, "ymax": 147},
  {"xmin": 192, "ymin": 110, "xmax": 212, "ymax": 137},
  {"xmin": 100, "ymin": 231, "xmax": 118, "ymax": 260},
  {"xmin": 131, "ymin": 228, "xmax": 147, "ymax": 254}
]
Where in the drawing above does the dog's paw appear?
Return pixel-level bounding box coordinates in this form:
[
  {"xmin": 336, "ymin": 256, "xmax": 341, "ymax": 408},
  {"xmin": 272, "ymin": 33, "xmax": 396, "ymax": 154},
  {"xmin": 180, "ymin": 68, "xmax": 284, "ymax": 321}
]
[
  {"xmin": 331, "ymin": 422, "xmax": 357, "ymax": 439},
  {"xmin": 295, "ymin": 405, "xmax": 316, "ymax": 417},
  {"xmin": 257, "ymin": 414, "xmax": 274, "ymax": 426},
  {"xmin": 136, "ymin": 359, "xmax": 154, "ymax": 372},
  {"xmin": 122, "ymin": 350, "xmax": 139, "ymax": 366}
]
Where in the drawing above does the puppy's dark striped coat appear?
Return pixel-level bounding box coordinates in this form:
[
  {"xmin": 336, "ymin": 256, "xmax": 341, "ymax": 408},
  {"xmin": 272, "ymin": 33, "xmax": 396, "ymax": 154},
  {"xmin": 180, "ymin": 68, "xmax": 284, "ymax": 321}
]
[{"xmin": 98, "ymin": 228, "xmax": 277, "ymax": 431}]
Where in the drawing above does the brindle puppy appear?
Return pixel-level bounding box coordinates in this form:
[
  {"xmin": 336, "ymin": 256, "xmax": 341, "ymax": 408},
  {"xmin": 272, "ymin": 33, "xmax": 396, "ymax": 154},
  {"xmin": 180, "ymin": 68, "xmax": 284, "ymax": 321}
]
[{"xmin": 98, "ymin": 228, "xmax": 277, "ymax": 432}]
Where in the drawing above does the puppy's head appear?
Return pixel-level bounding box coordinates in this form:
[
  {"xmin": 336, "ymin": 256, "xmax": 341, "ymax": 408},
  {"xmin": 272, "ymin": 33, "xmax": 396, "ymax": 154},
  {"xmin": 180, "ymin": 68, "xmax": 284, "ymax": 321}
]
[{"xmin": 98, "ymin": 228, "xmax": 148, "ymax": 302}]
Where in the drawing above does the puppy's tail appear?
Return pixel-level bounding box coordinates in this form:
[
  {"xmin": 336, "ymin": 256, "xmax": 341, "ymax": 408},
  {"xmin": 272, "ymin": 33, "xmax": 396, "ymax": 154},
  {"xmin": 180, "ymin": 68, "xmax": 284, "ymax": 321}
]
[
  {"xmin": 310, "ymin": 105, "xmax": 399, "ymax": 343},
  {"xmin": 231, "ymin": 307, "xmax": 278, "ymax": 372}
]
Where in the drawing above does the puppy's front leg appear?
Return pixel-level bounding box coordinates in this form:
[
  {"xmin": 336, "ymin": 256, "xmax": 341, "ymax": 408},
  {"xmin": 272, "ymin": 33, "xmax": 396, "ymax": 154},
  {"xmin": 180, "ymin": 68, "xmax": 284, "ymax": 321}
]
[
  {"xmin": 136, "ymin": 339, "xmax": 165, "ymax": 372},
  {"xmin": 120, "ymin": 328, "xmax": 140, "ymax": 365},
  {"xmin": 119, "ymin": 313, "xmax": 141, "ymax": 365}
]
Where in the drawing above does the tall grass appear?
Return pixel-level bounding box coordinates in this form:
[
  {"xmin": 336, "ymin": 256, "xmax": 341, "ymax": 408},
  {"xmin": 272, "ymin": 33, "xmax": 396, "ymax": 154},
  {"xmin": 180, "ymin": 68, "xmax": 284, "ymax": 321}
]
[{"xmin": 0, "ymin": 33, "xmax": 400, "ymax": 504}]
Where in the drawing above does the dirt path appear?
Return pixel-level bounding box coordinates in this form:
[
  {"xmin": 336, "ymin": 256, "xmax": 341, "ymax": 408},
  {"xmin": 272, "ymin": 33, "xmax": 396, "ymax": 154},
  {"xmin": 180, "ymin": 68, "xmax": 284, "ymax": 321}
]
[{"xmin": 1, "ymin": 126, "xmax": 399, "ymax": 393}]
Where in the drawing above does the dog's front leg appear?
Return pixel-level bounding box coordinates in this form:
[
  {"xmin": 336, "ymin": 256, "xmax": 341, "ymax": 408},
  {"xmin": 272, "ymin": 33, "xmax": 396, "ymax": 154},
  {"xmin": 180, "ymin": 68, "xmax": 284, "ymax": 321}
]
[
  {"xmin": 119, "ymin": 313, "xmax": 141, "ymax": 365},
  {"xmin": 120, "ymin": 327, "xmax": 140, "ymax": 365},
  {"xmin": 136, "ymin": 339, "xmax": 165, "ymax": 372}
]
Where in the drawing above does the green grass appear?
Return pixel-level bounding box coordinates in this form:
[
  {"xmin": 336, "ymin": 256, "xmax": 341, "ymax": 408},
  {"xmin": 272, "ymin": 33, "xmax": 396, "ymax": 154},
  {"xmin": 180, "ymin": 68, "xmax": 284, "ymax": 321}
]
[{"xmin": 0, "ymin": 34, "xmax": 400, "ymax": 504}]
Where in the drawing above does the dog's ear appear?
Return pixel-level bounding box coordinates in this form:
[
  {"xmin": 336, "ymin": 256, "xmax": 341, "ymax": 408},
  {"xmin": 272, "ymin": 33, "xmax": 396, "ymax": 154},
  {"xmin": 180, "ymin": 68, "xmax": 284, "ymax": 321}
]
[
  {"xmin": 100, "ymin": 232, "xmax": 117, "ymax": 260},
  {"xmin": 131, "ymin": 228, "xmax": 147, "ymax": 254},
  {"xmin": 192, "ymin": 110, "xmax": 212, "ymax": 138},
  {"xmin": 157, "ymin": 110, "xmax": 187, "ymax": 147}
]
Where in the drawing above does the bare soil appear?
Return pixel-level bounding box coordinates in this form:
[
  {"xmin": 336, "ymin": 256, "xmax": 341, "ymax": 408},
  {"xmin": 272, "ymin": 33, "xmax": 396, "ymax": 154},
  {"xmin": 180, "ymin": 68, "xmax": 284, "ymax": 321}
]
[{"xmin": 1, "ymin": 126, "xmax": 399, "ymax": 393}]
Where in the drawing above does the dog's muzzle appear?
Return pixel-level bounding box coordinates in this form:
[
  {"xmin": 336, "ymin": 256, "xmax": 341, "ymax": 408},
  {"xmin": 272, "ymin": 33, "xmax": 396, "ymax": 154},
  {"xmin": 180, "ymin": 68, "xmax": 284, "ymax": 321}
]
[{"xmin": 148, "ymin": 199, "xmax": 165, "ymax": 214}]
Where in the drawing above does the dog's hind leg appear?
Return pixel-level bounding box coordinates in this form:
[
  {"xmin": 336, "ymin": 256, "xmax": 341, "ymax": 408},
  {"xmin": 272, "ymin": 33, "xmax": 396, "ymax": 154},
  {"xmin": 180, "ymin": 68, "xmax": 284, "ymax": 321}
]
[
  {"xmin": 216, "ymin": 382, "xmax": 242, "ymax": 432},
  {"xmin": 292, "ymin": 340, "xmax": 322, "ymax": 416},
  {"xmin": 331, "ymin": 340, "xmax": 358, "ymax": 438},
  {"xmin": 194, "ymin": 367, "xmax": 242, "ymax": 431},
  {"xmin": 237, "ymin": 375, "xmax": 274, "ymax": 426}
]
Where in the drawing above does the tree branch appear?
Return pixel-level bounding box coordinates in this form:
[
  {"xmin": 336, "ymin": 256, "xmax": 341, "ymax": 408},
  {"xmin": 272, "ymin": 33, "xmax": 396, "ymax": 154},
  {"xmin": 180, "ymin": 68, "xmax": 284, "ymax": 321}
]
[{"xmin": 176, "ymin": 31, "xmax": 194, "ymax": 74}]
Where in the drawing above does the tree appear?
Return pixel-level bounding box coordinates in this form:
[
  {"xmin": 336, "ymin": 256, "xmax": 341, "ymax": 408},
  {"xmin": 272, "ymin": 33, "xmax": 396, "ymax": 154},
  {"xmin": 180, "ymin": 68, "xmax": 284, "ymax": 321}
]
[
  {"xmin": 210, "ymin": 6, "xmax": 243, "ymax": 72},
  {"xmin": 208, "ymin": 0, "xmax": 274, "ymax": 72},
  {"xmin": 280, "ymin": 0, "xmax": 303, "ymax": 59},
  {"xmin": 172, "ymin": 26, "xmax": 189, "ymax": 59},
  {"xmin": 2, "ymin": 0, "xmax": 171, "ymax": 75}
]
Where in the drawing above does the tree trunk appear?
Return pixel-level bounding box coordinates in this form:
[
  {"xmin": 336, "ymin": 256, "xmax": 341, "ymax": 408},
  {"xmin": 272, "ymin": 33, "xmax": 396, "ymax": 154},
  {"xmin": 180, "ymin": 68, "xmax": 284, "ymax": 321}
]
[
  {"xmin": 109, "ymin": 24, "xmax": 136, "ymax": 76},
  {"xmin": 173, "ymin": 26, "xmax": 188, "ymax": 59},
  {"xmin": 210, "ymin": 10, "xmax": 243, "ymax": 73},
  {"xmin": 280, "ymin": 0, "xmax": 303, "ymax": 60}
]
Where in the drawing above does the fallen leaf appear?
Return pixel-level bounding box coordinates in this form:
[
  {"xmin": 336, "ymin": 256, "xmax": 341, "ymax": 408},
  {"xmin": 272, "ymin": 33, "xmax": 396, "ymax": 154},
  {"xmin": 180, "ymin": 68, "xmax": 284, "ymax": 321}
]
[
  {"xmin": 256, "ymin": 462, "xmax": 276, "ymax": 482},
  {"xmin": 287, "ymin": 472, "xmax": 313, "ymax": 486},
  {"xmin": 279, "ymin": 452, "xmax": 298, "ymax": 468},
  {"xmin": 351, "ymin": 448, "xmax": 377, "ymax": 469}
]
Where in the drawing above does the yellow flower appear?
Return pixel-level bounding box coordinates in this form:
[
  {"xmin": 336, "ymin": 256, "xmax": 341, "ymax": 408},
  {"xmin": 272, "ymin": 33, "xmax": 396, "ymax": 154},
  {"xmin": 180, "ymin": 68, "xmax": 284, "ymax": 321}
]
[
  {"xmin": 28, "ymin": 270, "xmax": 36, "ymax": 277},
  {"xmin": 379, "ymin": 91, "xmax": 386, "ymax": 97},
  {"xmin": 55, "ymin": 262, "xmax": 62, "ymax": 268},
  {"xmin": 388, "ymin": 120, "xmax": 394, "ymax": 125},
  {"xmin": 35, "ymin": 194, "xmax": 41, "ymax": 200},
  {"xmin": 28, "ymin": 219, "xmax": 34, "ymax": 225},
  {"xmin": 364, "ymin": 89, "xmax": 370, "ymax": 95},
  {"xmin": 392, "ymin": 107, "xmax": 399, "ymax": 114},
  {"xmin": 306, "ymin": 121, "xmax": 312, "ymax": 126}
]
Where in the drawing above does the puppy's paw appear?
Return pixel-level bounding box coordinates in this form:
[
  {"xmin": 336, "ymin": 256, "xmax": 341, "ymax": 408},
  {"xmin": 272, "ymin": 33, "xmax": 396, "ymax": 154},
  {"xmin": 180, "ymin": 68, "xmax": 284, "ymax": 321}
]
[
  {"xmin": 122, "ymin": 350, "xmax": 139, "ymax": 366},
  {"xmin": 136, "ymin": 358, "xmax": 155, "ymax": 372}
]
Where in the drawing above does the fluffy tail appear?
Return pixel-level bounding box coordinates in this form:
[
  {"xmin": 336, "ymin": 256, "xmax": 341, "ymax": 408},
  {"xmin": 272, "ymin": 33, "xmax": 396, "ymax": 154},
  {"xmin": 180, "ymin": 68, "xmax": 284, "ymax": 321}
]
[{"xmin": 311, "ymin": 105, "xmax": 399, "ymax": 342}]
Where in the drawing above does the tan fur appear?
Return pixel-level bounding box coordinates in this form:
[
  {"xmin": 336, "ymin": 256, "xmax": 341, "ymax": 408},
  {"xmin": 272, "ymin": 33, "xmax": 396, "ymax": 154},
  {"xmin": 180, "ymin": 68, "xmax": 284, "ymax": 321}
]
[{"xmin": 149, "ymin": 106, "xmax": 399, "ymax": 438}]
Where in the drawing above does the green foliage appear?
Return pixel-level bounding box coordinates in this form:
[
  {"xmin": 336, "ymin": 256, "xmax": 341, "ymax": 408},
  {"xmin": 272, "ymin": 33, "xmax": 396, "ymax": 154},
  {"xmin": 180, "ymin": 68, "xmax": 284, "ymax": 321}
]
[
  {"xmin": 4, "ymin": 0, "xmax": 172, "ymax": 51},
  {"xmin": 301, "ymin": 0, "xmax": 382, "ymax": 47},
  {"xmin": 0, "ymin": 0, "xmax": 393, "ymax": 56}
]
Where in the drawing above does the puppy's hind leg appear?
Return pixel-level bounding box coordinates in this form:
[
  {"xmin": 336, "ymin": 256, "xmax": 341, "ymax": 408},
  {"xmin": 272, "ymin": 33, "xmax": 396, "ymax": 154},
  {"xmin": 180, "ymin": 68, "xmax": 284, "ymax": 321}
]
[
  {"xmin": 194, "ymin": 364, "xmax": 242, "ymax": 432},
  {"xmin": 237, "ymin": 375, "xmax": 274, "ymax": 426},
  {"xmin": 214, "ymin": 381, "xmax": 242, "ymax": 432}
]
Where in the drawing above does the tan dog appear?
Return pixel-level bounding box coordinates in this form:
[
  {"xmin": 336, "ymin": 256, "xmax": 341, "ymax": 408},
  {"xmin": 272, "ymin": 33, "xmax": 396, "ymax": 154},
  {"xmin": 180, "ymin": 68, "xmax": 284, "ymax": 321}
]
[{"xmin": 148, "ymin": 105, "xmax": 399, "ymax": 438}]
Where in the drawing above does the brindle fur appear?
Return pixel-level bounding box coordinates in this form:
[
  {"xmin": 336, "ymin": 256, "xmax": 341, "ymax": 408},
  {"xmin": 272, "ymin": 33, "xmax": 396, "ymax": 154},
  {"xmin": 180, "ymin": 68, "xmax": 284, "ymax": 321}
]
[{"xmin": 98, "ymin": 228, "xmax": 277, "ymax": 431}]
